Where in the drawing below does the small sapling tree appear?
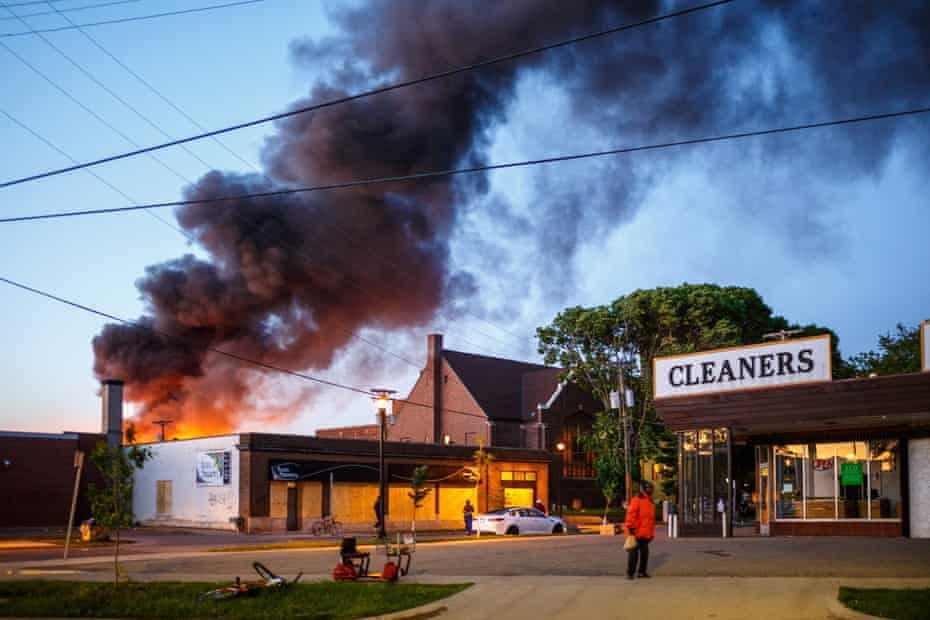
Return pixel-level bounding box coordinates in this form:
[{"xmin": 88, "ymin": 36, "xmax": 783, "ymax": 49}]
[
  {"xmin": 408, "ymin": 465, "xmax": 432, "ymax": 533},
  {"xmin": 88, "ymin": 424, "xmax": 151, "ymax": 585}
]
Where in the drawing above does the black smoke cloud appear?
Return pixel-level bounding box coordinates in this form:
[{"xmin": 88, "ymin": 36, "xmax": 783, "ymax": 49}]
[{"xmin": 93, "ymin": 0, "xmax": 930, "ymax": 435}]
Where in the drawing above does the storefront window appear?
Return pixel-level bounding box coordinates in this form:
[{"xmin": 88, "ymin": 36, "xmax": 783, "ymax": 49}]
[
  {"xmin": 774, "ymin": 445, "xmax": 805, "ymax": 519},
  {"xmin": 869, "ymin": 440, "xmax": 901, "ymax": 519},
  {"xmin": 766, "ymin": 438, "xmax": 901, "ymax": 522},
  {"xmin": 837, "ymin": 441, "xmax": 868, "ymax": 519}
]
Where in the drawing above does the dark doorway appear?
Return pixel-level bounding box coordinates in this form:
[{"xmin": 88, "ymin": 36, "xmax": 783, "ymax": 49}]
[
  {"xmin": 732, "ymin": 443, "xmax": 757, "ymax": 529},
  {"xmin": 286, "ymin": 484, "xmax": 299, "ymax": 531}
]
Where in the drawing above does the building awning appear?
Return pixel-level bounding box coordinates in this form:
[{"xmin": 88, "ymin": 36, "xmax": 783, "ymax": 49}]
[{"xmin": 656, "ymin": 371, "xmax": 930, "ymax": 439}]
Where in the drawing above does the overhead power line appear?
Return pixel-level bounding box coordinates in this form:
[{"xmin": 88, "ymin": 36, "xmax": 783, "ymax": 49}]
[
  {"xmin": 3, "ymin": 105, "xmax": 927, "ymax": 224},
  {"xmin": 0, "ymin": 0, "xmax": 735, "ymax": 188},
  {"xmin": 0, "ymin": 0, "xmax": 264, "ymax": 39},
  {"xmin": 0, "ymin": 0, "xmax": 146, "ymax": 21},
  {"xmin": 2, "ymin": 0, "xmax": 69, "ymax": 7},
  {"xmin": 0, "ymin": 275, "xmax": 374, "ymax": 396},
  {"xmin": 0, "ymin": 274, "xmax": 495, "ymax": 420}
]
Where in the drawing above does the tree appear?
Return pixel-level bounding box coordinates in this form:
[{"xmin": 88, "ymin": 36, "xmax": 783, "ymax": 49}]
[
  {"xmin": 407, "ymin": 465, "xmax": 431, "ymax": 533},
  {"xmin": 88, "ymin": 425, "xmax": 151, "ymax": 586},
  {"xmin": 848, "ymin": 323, "xmax": 921, "ymax": 377},
  {"xmin": 578, "ymin": 411, "xmax": 623, "ymax": 522},
  {"xmin": 539, "ymin": 283, "xmax": 847, "ymax": 505}
]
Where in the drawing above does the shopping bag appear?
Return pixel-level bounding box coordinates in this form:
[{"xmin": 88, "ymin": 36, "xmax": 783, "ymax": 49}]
[{"xmin": 624, "ymin": 535, "xmax": 638, "ymax": 552}]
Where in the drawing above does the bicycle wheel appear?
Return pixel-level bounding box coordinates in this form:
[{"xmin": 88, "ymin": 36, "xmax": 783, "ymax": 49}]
[
  {"xmin": 330, "ymin": 519, "xmax": 343, "ymax": 537},
  {"xmin": 253, "ymin": 562, "xmax": 279, "ymax": 582},
  {"xmin": 198, "ymin": 587, "xmax": 241, "ymax": 602}
]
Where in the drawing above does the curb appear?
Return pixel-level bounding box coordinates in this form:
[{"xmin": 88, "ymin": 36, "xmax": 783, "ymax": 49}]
[
  {"xmin": 362, "ymin": 602, "xmax": 448, "ymax": 620},
  {"xmin": 825, "ymin": 597, "xmax": 887, "ymax": 620}
]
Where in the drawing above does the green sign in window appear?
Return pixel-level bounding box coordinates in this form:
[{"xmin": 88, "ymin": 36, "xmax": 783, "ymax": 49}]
[{"xmin": 841, "ymin": 462, "xmax": 863, "ymax": 486}]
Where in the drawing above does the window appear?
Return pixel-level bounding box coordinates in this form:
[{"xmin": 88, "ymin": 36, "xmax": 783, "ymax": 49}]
[
  {"xmin": 500, "ymin": 471, "xmax": 538, "ymax": 482},
  {"xmin": 156, "ymin": 480, "xmax": 172, "ymax": 515},
  {"xmin": 771, "ymin": 439, "xmax": 901, "ymax": 521},
  {"xmin": 561, "ymin": 422, "xmax": 595, "ymax": 479}
]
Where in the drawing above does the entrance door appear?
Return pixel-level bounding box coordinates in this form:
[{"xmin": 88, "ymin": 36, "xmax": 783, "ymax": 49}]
[
  {"xmin": 756, "ymin": 446, "xmax": 771, "ymax": 536},
  {"xmin": 680, "ymin": 429, "xmax": 730, "ymax": 536},
  {"xmin": 286, "ymin": 484, "xmax": 299, "ymax": 531},
  {"xmin": 504, "ymin": 487, "xmax": 534, "ymax": 508}
]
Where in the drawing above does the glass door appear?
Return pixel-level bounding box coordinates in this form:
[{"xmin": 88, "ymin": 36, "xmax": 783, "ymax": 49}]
[{"xmin": 756, "ymin": 445, "xmax": 771, "ymax": 535}]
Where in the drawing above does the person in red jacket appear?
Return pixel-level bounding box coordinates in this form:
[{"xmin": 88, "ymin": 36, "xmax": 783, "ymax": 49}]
[{"xmin": 624, "ymin": 481, "xmax": 656, "ymax": 579}]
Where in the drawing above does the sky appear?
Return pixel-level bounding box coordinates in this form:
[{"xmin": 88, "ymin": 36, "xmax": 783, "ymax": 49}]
[{"xmin": 0, "ymin": 0, "xmax": 928, "ymax": 438}]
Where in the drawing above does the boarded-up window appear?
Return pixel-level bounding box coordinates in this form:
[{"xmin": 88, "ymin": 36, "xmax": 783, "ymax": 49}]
[{"xmin": 156, "ymin": 480, "xmax": 172, "ymax": 515}]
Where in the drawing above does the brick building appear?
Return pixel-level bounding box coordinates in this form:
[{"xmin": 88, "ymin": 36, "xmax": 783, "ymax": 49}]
[{"xmin": 318, "ymin": 334, "xmax": 605, "ymax": 510}]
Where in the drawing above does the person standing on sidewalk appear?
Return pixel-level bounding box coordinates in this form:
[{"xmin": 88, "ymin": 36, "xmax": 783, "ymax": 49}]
[
  {"xmin": 463, "ymin": 499, "xmax": 475, "ymax": 535},
  {"xmin": 624, "ymin": 481, "xmax": 656, "ymax": 580}
]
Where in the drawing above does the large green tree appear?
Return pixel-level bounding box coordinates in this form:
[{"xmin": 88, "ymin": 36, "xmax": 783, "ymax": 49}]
[
  {"xmin": 538, "ymin": 283, "xmax": 845, "ymax": 501},
  {"xmin": 847, "ymin": 323, "xmax": 922, "ymax": 376}
]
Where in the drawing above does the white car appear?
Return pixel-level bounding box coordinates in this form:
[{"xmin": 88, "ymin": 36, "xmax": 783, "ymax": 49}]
[{"xmin": 476, "ymin": 507, "xmax": 567, "ymax": 535}]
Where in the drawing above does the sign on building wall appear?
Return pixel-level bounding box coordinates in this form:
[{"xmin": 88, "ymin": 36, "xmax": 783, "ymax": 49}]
[
  {"xmin": 922, "ymin": 321, "xmax": 929, "ymax": 372},
  {"xmin": 653, "ymin": 335, "xmax": 832, "ymax": 399},
  {"xmin": 196, "ymin": 450, "xmax": 231, "ymax": 486}
]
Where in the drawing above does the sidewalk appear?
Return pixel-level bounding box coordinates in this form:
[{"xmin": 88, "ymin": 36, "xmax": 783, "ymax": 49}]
[{"xmin": 423, "ymin": 576, "xmax": 930, "ymax": 620}]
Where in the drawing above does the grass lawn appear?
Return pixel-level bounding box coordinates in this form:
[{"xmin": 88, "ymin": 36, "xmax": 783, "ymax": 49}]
[
  {"xmin": 0, "ymin": 580, "xmax": 469, "ymax": 619},
  {"xmin": 838, "ymin": 587, "xmax": 930, "ymax": 620}
]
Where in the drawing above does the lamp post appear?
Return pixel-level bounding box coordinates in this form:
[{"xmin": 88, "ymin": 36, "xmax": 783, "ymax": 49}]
[
  {"xmin": 556, "ymin": 442, "xmax": 565, "ymax": 518},
  {"xmin": 372, "ymin": 388, "xmax": 396, "ymax": 540}
]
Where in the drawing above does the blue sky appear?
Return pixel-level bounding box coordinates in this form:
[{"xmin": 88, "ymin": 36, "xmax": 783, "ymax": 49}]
[{"xmin": 1, "ymin": 0, "xmax": 928, "ymax": 437}]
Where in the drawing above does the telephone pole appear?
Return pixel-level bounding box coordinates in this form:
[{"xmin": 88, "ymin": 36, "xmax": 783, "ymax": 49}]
[{"xmin": 152, "ymin": 419, "xmax": 173, "ymax": 442}]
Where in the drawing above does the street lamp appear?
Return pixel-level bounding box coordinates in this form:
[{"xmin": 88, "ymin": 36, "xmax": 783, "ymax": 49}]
[
  {"xmin": 371, "ymin": 388, "xmax": 396, "ymax": 540},
  {"xmin": 556, "ymin": 442, "xmax": 565, "ymax": 518}
]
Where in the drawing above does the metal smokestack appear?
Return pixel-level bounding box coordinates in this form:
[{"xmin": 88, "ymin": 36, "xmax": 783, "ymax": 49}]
[
  {"xmin": 101, "ymin": 379, "xmax": 124, "ymax": 447},
  {"xmin": 428, "ymin": 334, "xmax": 443, "ymax": 443}
]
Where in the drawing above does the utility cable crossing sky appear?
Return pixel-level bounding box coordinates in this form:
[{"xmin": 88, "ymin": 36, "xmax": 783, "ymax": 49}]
[
  {"xmin": 1, "ymin": 105, "xmax": 927, "ymax": 224},
  {"xmin": 0, "ymin": 0, "xmax": 735, "ymax": 188}
]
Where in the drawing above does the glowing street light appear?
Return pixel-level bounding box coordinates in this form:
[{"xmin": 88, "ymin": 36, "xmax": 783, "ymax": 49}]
[
  {"xmin": 371, "ymin": 388, "xmax": 396, "ymax": 540},
  {"xmin": 556, "ymin": 442, "xmax": 566, "ymax": 517}
]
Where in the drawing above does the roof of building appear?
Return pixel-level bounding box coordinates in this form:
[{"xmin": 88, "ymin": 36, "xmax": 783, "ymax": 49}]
[{"xmin": 443, "ymin": 349, "xmax": 555, "ymax": 421}]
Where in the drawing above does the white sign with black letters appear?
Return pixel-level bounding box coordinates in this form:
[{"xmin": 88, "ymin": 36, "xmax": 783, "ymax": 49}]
[{"xmin": 653, "ymin": 335, "xmax": 832, "ymax": 399}]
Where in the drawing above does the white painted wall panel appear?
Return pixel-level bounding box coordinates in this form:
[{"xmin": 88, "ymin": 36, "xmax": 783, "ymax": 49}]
[
  {"xmin": 909, "ymin": 438, "xmax": 930, "ymax": 538},
  {"xmin": 132, "ymin": 435, "xmax": 239, "ymax": 530}
]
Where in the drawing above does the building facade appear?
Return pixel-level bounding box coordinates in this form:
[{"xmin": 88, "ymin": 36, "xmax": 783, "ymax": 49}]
[
  {"xmin": 655, "ymin": 335, "xmax": 930, "ymax": 538},
  {"xmin": 317, "ymin": 334, "xmax": 605, "ymax": 510},
  {"xmin": 132, "ymin": 433, "xmax": 550, "ymax": 533}
]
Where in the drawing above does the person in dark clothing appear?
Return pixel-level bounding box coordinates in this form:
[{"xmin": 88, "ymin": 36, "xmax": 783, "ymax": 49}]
[
  {"xmin": 534, "ymin": 498, "xmax": 547, "ymax": 514},
  {"xmin": 624, "ymin": 481, "xmax": 657, "ymax": 580},
  {"xmin": 463, "ymin": 499, "xmax": 475, "ymax": 535},
  {"xmin": 373, "ymin": 495, "xmax": 383, "ymax": 530}
]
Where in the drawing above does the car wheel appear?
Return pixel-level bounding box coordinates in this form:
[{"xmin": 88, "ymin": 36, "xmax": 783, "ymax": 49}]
[
  {"xmin": 552, "ymin": 524, "xmax": 564, "ymax": 534},
  {"xmin": 506, "ymin": 526, "xmax": 519, "ymax": 535}
]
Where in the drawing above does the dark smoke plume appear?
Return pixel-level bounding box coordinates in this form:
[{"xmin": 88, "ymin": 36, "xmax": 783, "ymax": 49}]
[{"xmin": 93, "ymin": 0, "xmax": 930, "ymax": 436}]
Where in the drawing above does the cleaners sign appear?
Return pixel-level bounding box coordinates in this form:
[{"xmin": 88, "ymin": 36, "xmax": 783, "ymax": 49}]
[{"xmin": 654, "ymin": 335, "xmax": 832, "ymax": 399}]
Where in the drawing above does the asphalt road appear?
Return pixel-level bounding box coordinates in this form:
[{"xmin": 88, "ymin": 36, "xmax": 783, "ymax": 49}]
[{"xmin": 6, "ymin": 531, "xmax": 930, "ymax": 580}]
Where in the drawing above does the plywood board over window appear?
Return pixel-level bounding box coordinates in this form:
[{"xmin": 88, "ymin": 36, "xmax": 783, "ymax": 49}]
[
  {"xmin": 156, "ymin": 480, "xmax": 172, "ymax": 515},
  {"xmin": 299, "ymin": 481, "xmax": 322, "ymax": 519},
  {"xmin": 269, "ymin": 481, "xmax": 290, "ymax": 519}
]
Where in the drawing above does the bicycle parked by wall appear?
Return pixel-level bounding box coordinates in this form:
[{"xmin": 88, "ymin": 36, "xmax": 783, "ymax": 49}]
[{"xmin": 310, "ymin": 515, "xmax": 342, "ymax": 537}]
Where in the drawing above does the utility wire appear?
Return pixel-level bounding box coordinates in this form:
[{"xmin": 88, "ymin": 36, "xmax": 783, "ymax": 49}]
[
  {"xmin": 1, "ymin": 0, "xmax": 146, "ymax": 21},
  {"xmin": 19, "ymin": 3, "xmax": 516, "ymax": 364},
  {"xmin": 0, "ymin": 0, "xmax": 735, "ymax": 187},
  {"xmin": 0, "ymin": 39, "xmax": 197, "ymax": 186},
  {"xmin": 2, "ymin": 0, "xmax": 69, "ymax": 7},
  {"xmin": 0, "ymin": 107, "xmax": 189, "ymax": 237},
  {"xmin": 0, "ymin": 275, "xmax": 375, "ymax": 396},
  {"xmin": 0, "ymin": 1, "xmax": 214, "ymax": 174},
  {"xmin": 0, "ymin": 0, "xmax": 264, "ymax": 38},
  {"xmin": 0, "ymin": 274, "xmax": 497, "ymax": 420},
  {"xmin": 4, "ymin": 105, "xmax": 927, "ymax": 224}
]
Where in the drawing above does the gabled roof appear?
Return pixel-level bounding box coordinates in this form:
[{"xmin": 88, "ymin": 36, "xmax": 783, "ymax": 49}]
[{"xmin": 442, "ymin": 349, "xmax": 556, "ymax": 421}]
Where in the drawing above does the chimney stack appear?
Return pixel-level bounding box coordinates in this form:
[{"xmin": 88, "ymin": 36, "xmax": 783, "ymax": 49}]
[
  {"xmin": 101, "ymin": 379, "xmax": 124, "ymax": 447},
  {"xmin": 427, "ymin": 334, "xmax": 443, "ymax": 443}
]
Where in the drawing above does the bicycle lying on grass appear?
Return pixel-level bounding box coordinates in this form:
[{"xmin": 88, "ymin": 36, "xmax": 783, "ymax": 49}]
[{"xmin": 198, "ymin": 561, "xmax": 302, "ymax": 601}]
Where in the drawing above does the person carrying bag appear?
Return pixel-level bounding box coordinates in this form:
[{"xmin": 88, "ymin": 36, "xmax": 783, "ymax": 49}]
[{"xmin": 624, "ymin": 481, "xmax": 656, "ymax": 580}]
